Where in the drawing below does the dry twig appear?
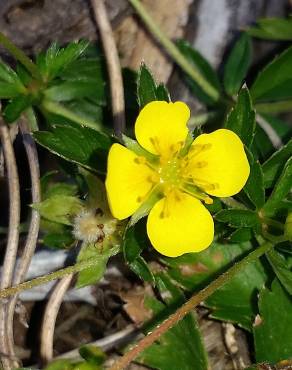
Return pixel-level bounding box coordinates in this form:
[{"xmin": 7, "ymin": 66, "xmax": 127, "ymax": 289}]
[
  {"xmin": 90, "ymin": 0, "xmax": 126, "ymax": 138},
  {"xmin": 40, "ymin": 274, "xmax": 74, "ymax": 364},
  {"xmin": 4, "ymin": 117, "xmax": 41, "ymax": 368},
  {"xmin": 0, "ymin": 116, "xmax": 20, "ymax": 370}
]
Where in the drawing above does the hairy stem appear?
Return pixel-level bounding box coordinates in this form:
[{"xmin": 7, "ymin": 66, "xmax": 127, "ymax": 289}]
[
  {"xmin": 129, "ymin": 0, "xmax": 220, "ymax": 103},
  {"xmin": 0, "ymin": 256, "xmax": 112, "ymax": 300},
  {"xmin": 109, "ymin": 241, "xmax": 274, "ymax": 370},
  {"xmin": 0, "ymin": 32, "xmax": 41, "ymax": 80}
]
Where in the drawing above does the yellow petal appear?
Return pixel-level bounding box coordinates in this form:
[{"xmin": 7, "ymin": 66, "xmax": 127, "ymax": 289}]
[
  {"xmin": 147, "ymin": 191, "xmax": 214, "ymax": 257},
  {"xmin": 135, "ymin": 101, "xmax": 190, "ymax": 156},
  {"xmin": 105, "ymin": 144, "xmax": 156, "ymax": 220},
  {"xmin": 187, "ymin": 129, "xmax": 250, "ymax": 197}
]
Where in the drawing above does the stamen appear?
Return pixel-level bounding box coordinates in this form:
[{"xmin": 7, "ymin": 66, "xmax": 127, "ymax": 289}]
[{"xmin": 187, "ymin": 143, "xmax": 212, "ymax": 161}]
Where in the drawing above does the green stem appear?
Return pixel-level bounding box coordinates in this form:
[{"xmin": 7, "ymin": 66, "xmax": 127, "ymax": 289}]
[
  {"xmin": 0, "ymin": 32, "xmax": 41, "ymax": 81},
  {"xmin": 109, "ymin": 241, "xmax": 274, "ymax": 370},
  {"xmin": 129, "ymin": 0, "xmax": 220, "ymax": 103},
  {"xmin": 0, "ymin": 256, "xmax": 104, "ymax": 299},
  {"xmin": 255, "ymin": 100, "xmax": 292, "ymax": 114},
  {"xmin": 42, "ymin": 99, "xmax": 102, "ymax": 131}
]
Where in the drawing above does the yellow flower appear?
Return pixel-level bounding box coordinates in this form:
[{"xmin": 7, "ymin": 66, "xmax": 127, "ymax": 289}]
[{"xmin": 105, "ymin": 101, "xmax": 250, "ymax": 257}]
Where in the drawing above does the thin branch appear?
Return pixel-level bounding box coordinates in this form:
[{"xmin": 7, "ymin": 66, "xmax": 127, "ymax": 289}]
[
  {"xmin": 108, "ymin": 241, "xmax": 274, "ymax": 370},
  {"xmin": 40, "ymin": 274, "xmax": 74, "ymax": 364},
  {"xmin": 0, "ymin": 255, "xmax": 114, "ymax": 300},
  {"xmin": 256, "ymin": 113, "xmax": 282, "ymax": 149},
  {"xmin": 5, "ymin": 117, "xmax": 41, "ymax": 368},
  {"xmin": 0, "ymin": 116, "xmax": 20, "ymax": 370},
  {"xmin": 90, "ymin": 0, "xmax": 125, "ymax": 138}
]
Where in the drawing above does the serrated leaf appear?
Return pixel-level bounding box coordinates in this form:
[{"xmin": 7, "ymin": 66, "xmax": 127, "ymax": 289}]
[
  {"xmin": 266, "ymin": 249, "xmax": 292, "ymax": 295},
  {"xmin": 137, "ymin": 64, "xmax": 157, "ymax": 108},
  {"xmin": 123, "ymin": 220, "xmax": 149, "ymax": 264},
  {"xmin": 248, "ymin": 17, "xmax": 292, "ymax": 41},
  {"xmin": 0, "ymin": 60, "xmax": 23, "ymax": 84},
  {"xmin": 44, "ymin": 81, "xmax": 105, "ymax": 104},
  {"xmin": 263, "ymin": 157, "xmax": 292, "ymax": 216},
  {"xmin": 156, "ymin": 83, "xmax": 170, "ymax": 101},
  {"xmin": 262, "ymin": 139, "xmax": 292, "ymax": 188},
  {"xmin": 225, "ymin": 87, "xmax": 256, "ymax": 147},
  {"xmin": 33, "ymin": 123, "xmax": 112, "ymax": 173},
  {"xmin": 176, "ymin": 39, "xmax": 221, "ymax": 105},
  {"xmin": 244, "ymin": 156, "xmax": 265, "ymax": 209},
  {"xmin": 3, "ymin": 95, "xmax": 33, "ymax": 123},
  {"xmin": 33, "ymin": 195, "xmax": 83, "ymax": 225},
  {"xmin": 250, "ymin": 46, "xmax": 292, "ymax": 102},
  {"xmin": 163, "ymin": 242, "xmax": 267, "ymax": 330},
  {"xmin": 137, "ymin": 274, "xmax": 208, "ymax": 370},
  {"xmin": 129, "ymin": 256, "xmax": 155, "ymax": 284},
  {"xmin": 76, "ymin": 244, "xmax": 119, "ymax": 288},
  {"xmin": 224, "ymin": 33, "xmax": 252, "ymax": 96},
  {"xmin": 37, "ymin": 40, "xmax": 89, "ymax": 81},
  {"xmin": 215, "ymin": 209, "xmax": 260, "ymax": 228},
  {"xmin": 254, "ymin": 279, "xmax": 292, "ymax": 363}
]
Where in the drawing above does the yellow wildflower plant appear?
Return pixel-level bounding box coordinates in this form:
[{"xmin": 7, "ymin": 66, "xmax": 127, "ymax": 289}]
[{"xmin": 106, "ymin": 101, "xmax": 250, "ymax": 257}]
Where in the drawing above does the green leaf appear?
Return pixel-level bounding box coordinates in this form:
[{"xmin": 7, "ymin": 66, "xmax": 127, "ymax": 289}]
[
  {"xmin": 164, "ymin": 242, "xmax": 268, "ymax": 330},
  {"xmin": 62, "ymin": 58, "xmax": 104, "ymax": 83},
  {"xmin": 43, "ymin": 231, "xmax": 74, "ymax": 249},
  {"xmin": 0, "ymin": 60, "xmax": 23, "ymax": 84},
  {"xmin": 76, "ymin": 244, "xmax": 119, "ymax": 288},
  {"xmin": 250, "ymin": 46, "xmax": 292, "ymax": 102},
  {"xmin": 44, "ymin": 81, "xmax": 105, "ymax": 104},
  {"xmin": 0, "ymin": 82, "xmax": 25, "ymax": 98},
  {"xmin": 129, "ymin": 189, "xmax": 162, "ymax": 226},
  {"xmin": 37, "ymin": 40, "xmax": 89, "ymax": 81},
  {"xmin": 176, "ymin": 39, "xmax": 221, "ymax": 106},
  {"xmin": 79, "ymin": 345, "xmax": 106, "ymax": 365},
  {"xmin": 244, "ymin": 156, "xmax": 265, "ymax": 209},
  {"xmin": 225, "ymin": 87, "xmax": 256, "ymax": 147},
  {"xmin": 123, "ymin": 220, "xmax": 149, "ymax": 264},
  {"xmin": 248, "ymin": 17, "xmax": 292, "ymax": 41},
  {"xmin": 137, "ymin": 64, "xmax": 157, "ymax": 108},
  {"xmin": 254, "ymin": 279, "xmax": 292, "ymax": 363},
  {"xmin": 224, "ymin": 33, "xmax": 252, "ymax": 96},
  {"xmin": 263, "ymin": 157, "xmax": 292, "ymax": 216},
  {"xmin": 33, "ymin": 123, "xmax": 112, "ymax": 173},
  {"xmin": 137, "ymin": 64, "xmax": 170, "ymax": 108},
  {"xmin": 228, "ymin": 228, "xmax": 253, "ymax": 243},
  {"xmin": 215, "ymin": 209, "xmax": 260, "ymax": 228},
  {"xmin": 44, "ymin": 183, "xmax": 78, "ymax": 199},
  {"xmin": 266, "ymin": 249, "xmax": 292, "ymax": 295},
  {"xmin": 3, "ymin": 95, "xmax": 33, "ymax": 123},
  {"xmin": 33, "ymin": 195, "xmax": 83, "ymax": 225},
  {"xmin": 129, "ymin": 256, "xmax": 155, "ymax": 284},
  {"xmin": 262, "ymin": 139, "xmax": 292, "ymax": 188},
  {"xmin": 138, "ymin": 274, "xmax": 209, "ymax": 370}
]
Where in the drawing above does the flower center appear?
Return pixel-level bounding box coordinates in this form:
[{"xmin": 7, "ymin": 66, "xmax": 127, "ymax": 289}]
[{"xmin": 158, "ymin": 158, "xmax": 182, "ymax": 189}]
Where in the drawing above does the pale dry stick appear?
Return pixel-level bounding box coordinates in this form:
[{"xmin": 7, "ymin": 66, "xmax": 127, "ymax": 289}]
[
  {"xmin": 5, "ymin": 118, "xmax": 41, "ymax": 368},
  {"xmin": 90, "ymin": 0, "xmax": 125, "ymax": 138},
  {"xmin": 108, "ymin": 241, "xmax": 274, "ymax": 370},
  {"xmin": 0, "ymin": 116, "xmax": 21, "ymax": 370},
  {"xmin": 40, "ymin": 274, "xmax": 74, "ymax": 363},
  {"xmin": 256, "ymin": 113, "xmax": 282, "ymax": 149}
]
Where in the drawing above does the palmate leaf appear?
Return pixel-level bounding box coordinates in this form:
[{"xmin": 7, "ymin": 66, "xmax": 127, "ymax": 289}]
[
  {"xmin": 137, "ymin": 274, "xmax": 208, "ymax": 370},
  {"xmin": 254, "ymin": 279, "xmax": 292, "ymax": 363},
  {"xmin": 163, "ymin": 242, "xmax": 268, "ymax": 330}
]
